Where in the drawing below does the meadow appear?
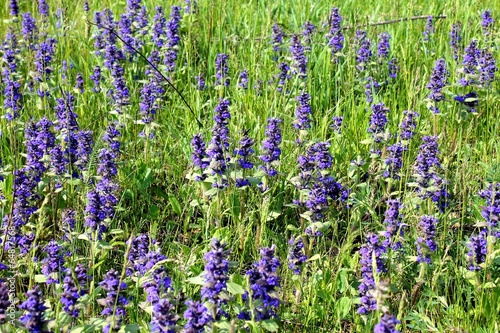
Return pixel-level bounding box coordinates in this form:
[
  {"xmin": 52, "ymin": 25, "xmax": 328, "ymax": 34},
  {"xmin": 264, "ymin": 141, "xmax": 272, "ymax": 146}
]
[{"xmin": 0, "ymin": 0, "xmax": 499, "ymax": 332}]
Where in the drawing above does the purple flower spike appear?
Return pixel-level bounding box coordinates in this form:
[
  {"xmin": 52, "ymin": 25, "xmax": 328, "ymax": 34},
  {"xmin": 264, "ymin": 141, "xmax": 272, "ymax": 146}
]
[
  {"xmin": 450, "ymin": 23, "xmax": 462, "ymax": 62},
  {"xmin": 400, "ymin": 110, "xmax": 419, "ymax": 141},
  {"xmin": 294, "ymin": 92, "xmax": 312, "ymax": 131},
  {"xmin": 288, "ymin": 237, "xmax": 307, "ymax": 274},
  {"xmin": 377, "ymin": 32, "xmax": 391, "ymax": 59},
  {"xmin": 215, "ymin": 53, "xmax": 230, "ymax": 86},
  {"xmin": 367, "ymin": 103, "xmax": 389, "ymax": 142},
  {"xmin": 416, "ymin": 215, "xmax": 438, "ymax": 264},
  {"xmin": 242, "ymin": 245, "xmax": 281, "ymax": 321},
  {"xmin": 290, "ymin": 34, "xmax": 308, "ymax": 79},
  {"xmin": 184, "ymin": 300, "xmax": 211, "ymax": 333},
  {"xmin": 427, "ymin": 58, "xmax": 448, "ymax": 113},
  {"xmin": 259, "ymin": 118, "xmax": 282, "ymax": 177},
  {"xmin": 374, "ymin": 313, "xmax": 401, "ymax": 333},
  {"xmin": 482, "ymin": 10, "xmax": 495, "ymax": 36},
  {"xmin": 382, "ymin": 199, "xmax": 405, "ymax": 250},
  {"xmin": 355, "ymin": 30, "xmax": 372, "ymax": 72},
  {"xmin": 202, "ymin": 239, "xmax": 230, "ymax": 318},
  {"xmin": 19, "ymin": 286, "xmax": 48, "ymax": 332},
  {"xmin": 423, "ymin": 16, "xmax": 434, "ymax": 41},
  {"xmin": 459, "ymin": 39, "xmax": 480, "ymax": 87},
  {"xmin": 358, "ymin": 234, "xmax": 386, "ymax": 315},
  {"xmin": 326, "ymin": 7, "xmax": 344, "ymax": 58}
]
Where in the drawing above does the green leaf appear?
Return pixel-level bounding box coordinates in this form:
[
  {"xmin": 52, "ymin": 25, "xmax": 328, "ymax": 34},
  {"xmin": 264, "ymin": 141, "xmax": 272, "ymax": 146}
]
[
  {"xmin": 227, "ymin": 282, "xmax": 245, "ymax": 295},
  {"xmin": 187, "ymin": 274, "xmax": 204, "ymax": 285},
  {"xmin": 261, "ymin": 319, "xmax": 279, "ymax": 332},
  {"xmin": 168, "ymin": 195, "xmax": 182, "ymax": 215},
  {"xmin": 307, "ymin": 254, "xmax": 321, "ymax": 262},
  {"xmin": 35, "ymin": 274, "xmax": 47, "ymax": 283}
]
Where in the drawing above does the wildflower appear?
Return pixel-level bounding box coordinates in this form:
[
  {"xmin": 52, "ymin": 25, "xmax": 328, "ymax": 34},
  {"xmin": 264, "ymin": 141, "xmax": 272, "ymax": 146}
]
[
  {"xmin": 90, "ymin": 66, "xmax": 102, "ymax": 92},
  {"xmin": 164, "ymin": 6, "xmax": 182, "ymax": 73},
  {"xmin": 185, "ymin": 0, "xmax": 197, "ymax": 14},
  {"xmin": 151, "ymin": 299, "xmax": 179, "ymax": 333},
  {"xmin": 61, "ymin": 268, "xmax": 82, "ymax": 317},
  {"xmin": 388, "ymin": 57, "xmax": 399, "ymax": 79},
  {"xmin": 0, "ymin": 280, "xmax": 10, "ymax": 324},
  {"xmin": 478, "ymin": 49, "xmax": 497, "ymax": 87},
  {"xmin": 302, "ymin": 21, "xmax": 315, "ymax": 50},
  {"xmin": 365, "ymin": 77, "xmax": 380, "ymax": 104},
  {"xmin": 374, "ymin": 313, "xmax": 401, "ymax": 333},
  {"xmin": 358, "ymin": 234, "xmax": 386, "ymax": 315},
  {"xmin": 83, "ymin": 0, "xmax": 89, "ymax": 12},
  {"xmin": 271, "ymin": 23, "xmax": 284, "ymax": 57},
  {"xmin": 478, "ymin": 182, "xmax": 500, "ymax": 237},
  {"xmin": 384, "ymin": 143, "xmax": 406, "ymax": 180},
  {"xmin": 427, "ymin": 58, "xmax": 448, "ymax": 113},
  {"xmin": 191, "ymin": 134, "xmax": 209, "ymax": 179},
  {"xmin": 355, "ymin": 30, "xmax": 372, "ymax": 72},
  {"xmin": 215, "ymin": 53, "xmax": 230, "ymax": 86},
  {"xmin": 377, "ymin": 32, "xmax": 391, "ymax": 59},
  {"xmin": 259, "ymin": 118, "xmax": 283, "ymax": 177},
  {"xmin": 243, "ymin": 245, "xmax": 281, "ymax": 320},
  {"xmin": 103, "ymin": 123, "xmax": 121, "ymax": 153},
  {"xmin": 459, "ymin": 39, "xmax": 480, "ymax": 86},
  {"xmin": 238, "ymin": 69, "xmax": 249, "ymax": 89},
  {"xmin": 195, "ymin": 74, "xmax": 205, "ymax": 90},
  {"xmin": 21, "ymin": 13, "xmax": 38, "ymax": 48},
  {"xmin": 416, "ymin": 215, "xmax": 438, "ymax": 263},
  {"xmin": 367, "ymin": 103, "xmax": 389, "ymax": 142},
  {"xmin": 330, "ymin": 116, "xmax": 343, "ymax": 134},
  {"xmin": 467, "ymin": 233, "xmax": 487, "ymax": 271},
  {"xmin": 74, "ymin": 73, "xmax": 84, "ymax": 93},
  {"xmin": 449, "ymin": 23, "xmax": 461, "ymax": 62},
  {"xmin": 414, "ymin": 136, "xmax": 449, "ymax": 211},
  {"xmin": 399, "ymin": 110, "xmax": 419, "ymax": 141},
  {"xmin": 234, "ymin": 131, "xmax": 255, "ymax": 170},
  {"xmin": 288, "ymin": 237, "xmax": 307, "ymax": 274},
  {"xmin": 201, "ymin": 239, "xmax": 230, "ymax": 317},
  {"xmin": 276, "ymin": 62, "xmax": 291, "ymax": 93},
  {"xmin": 326, "ymin": 7, "xmax": 344, "ymax": 58},
  {"xmin": 38, "ymin": 0, "xmax": 49, "ymax": 17},
  {"xmin": 294, "ymin": 92, "xmax": 312, "ymax": 131},
  {"xmin": 481, "ymin": 10, "xmax": 495, "ymax": 36},
  {"xmin": 290, "ymin": 34, "xmax": 308, "ymax": 79},
  {"xmin": 183, "ymin": 300, "xmax": 211, "ymax": 333},
  {"xmin": 99, "ymin": 269, "xmax": 128, "ymax": 333},
  {"xmin": 423, "ymin": 16, "xmax": 434, "ymax": 42},
  {"xmin": 139, "ymin": 80, "xmax": 161, "ymax": 124},
  {"xmin": 2, "ymin": 69, "xmax": 22, "ymax": 121},
  {"xmin": 19, "ymin": 286, "xmax": 48, "ymax": 332},
  {"xmin": 382, "ymin": 199, "xmax": 404, "ymax": 250},
  {"xmin": 9, "ymin": 0, "xmax": 19, "ymax": 17}
]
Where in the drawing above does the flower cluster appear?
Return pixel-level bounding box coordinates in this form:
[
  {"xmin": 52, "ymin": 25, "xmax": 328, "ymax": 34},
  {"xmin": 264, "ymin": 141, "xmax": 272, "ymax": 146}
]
[
  {"xmin": 384, "ymin": 143, "xmax": 406, "ymax": 180},
  {"xmin": 413, "ymin": 136, "xmax": 449, "ymax": 211},
  {"xmin": 367, "ymin": 103, "xmax": 389, "ymax": 142},
  {"xmin": 427, "ymin": 58, "xmax": 448, "ymax": 113},
  {"xmin": 290, "ymin": 34, "xmax": 308, "ymax": 79},
  {"xmin": 449, "ymin": 23, "xmax": 461, "ymax": 62},
  {"xmin": 98, "ymin": 269, "xmax": 129, "ymax": 333},
  {"xmin": 459, "ymin": 39, "xmax": 480, "ymax": 86},
  {"xmin": 202, "ymin": 239, "xmax": 230, "ymax": 318},
  {"xmin": 382, "ymin": 199, "xmax": 405, "ymax": 250},
  {"xmin": 19, "ymin": 286, "xmax": 49, "ymax": 332},
  {"xmin": 242, "ymin": 245, "xmax": 281, "ymax": 321},
  {"xmin": 326, "ymin": 7, "xmax": 344, "ymax": 58},
  {"xmin": 287, "ymin": 237, "xmax": 307, "ymax": 274},
  {"xmin": 259, "ymin": 118, "xmax": 283, "ymax": 178},
  {"xmin": 215, "ymin": 53, "xmax": 230, "ymax": 86},
  {"xmin": 399, "ymin": 110, "xmax": 419, "ymax": 141},
  {"xmin": 358, "ymin": 234, "xmax": 386, "ymax": 315},
  {"xmin": 183, "ymin": 300, "xmax": 211, "ymax": 333},
  {"xmin": 374, "ymin": 314, "xmax": 401, "ymax": 333},
  {"xmin": 355, "ymin": 30, "xmax": 372, "ymax": 72},
  {"xmin": 416, "ymin": 215, "xmax": 438, "ymax": 264}
]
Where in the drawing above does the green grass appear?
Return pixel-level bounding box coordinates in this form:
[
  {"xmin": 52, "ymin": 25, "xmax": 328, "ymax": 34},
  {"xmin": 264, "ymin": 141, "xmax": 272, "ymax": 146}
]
[{"xmin": 1, "ymin": 0, "xmax": 500, "ymax": 332}]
